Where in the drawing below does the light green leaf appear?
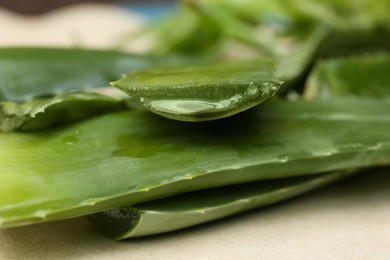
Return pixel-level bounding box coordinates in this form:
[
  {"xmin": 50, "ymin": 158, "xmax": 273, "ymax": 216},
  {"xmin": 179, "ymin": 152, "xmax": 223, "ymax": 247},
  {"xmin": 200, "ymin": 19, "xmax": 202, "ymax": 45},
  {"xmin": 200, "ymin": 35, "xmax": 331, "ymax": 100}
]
[
  {"xmin": 112, "ymin": 61, "xmax": 282, "ymax": 122},
  {"xmin": 90, "ymin": 171, "xmax": 354, "ymax": 239},
  {"xmin": 1, "ymin": 98, "xmax": 390, "ymax": 228}
]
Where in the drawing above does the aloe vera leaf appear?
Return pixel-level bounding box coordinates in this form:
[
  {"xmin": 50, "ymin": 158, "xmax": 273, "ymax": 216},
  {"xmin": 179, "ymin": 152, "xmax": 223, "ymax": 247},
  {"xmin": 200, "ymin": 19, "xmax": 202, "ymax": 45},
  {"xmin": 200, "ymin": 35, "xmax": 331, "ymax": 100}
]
[
  {"xmin": 205, "ymin": 0, "xmax": 390, "ymax": 28},
  {"xmin": 287, "ymin": 0, "xmax": 390, "ymax": 29},
  {"xmin": 131, "ymin": 1, "xmax": 390, "ymax": 83},
  {"xmin": 1, "ymin": 98, "xmax": 390, "ymax": 228},
  {"xmin": 276, "ymin": 26, "xmax": 329, "ymax": 82},
  {"xmin": 151, "ymin": 5, "xmax": 221, "ymax": 56},
  {"xmin": 278, "ymin": 26, "xmax": 390, "ymax": 92},
  {"xmin": 0, "ymin": 92, "xmax": 125, "ymax": 132},
  {"xmin": 112, "ymin": 60, "xmax": 282, "ymax": 122},
  {"xmin": 90, "ymin": 171, "xmax": 353, "ymax": 239},
  {"xmin": 305, "ymin": 52, "xmax": 390, "ymax": 99},
  {"xmin": 187, "ymin": 1, "xmax": 274, "ymax": 55},
  {"xmin": 0, "ymin": 48, "xmax": 185, "ymax": 102}
]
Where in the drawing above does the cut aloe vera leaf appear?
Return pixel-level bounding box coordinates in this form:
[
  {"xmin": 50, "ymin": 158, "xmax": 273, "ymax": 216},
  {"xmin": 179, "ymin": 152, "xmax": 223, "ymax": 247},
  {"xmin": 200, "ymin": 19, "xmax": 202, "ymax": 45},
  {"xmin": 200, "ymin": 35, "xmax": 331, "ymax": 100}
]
[
  {"xmin": 90, "ymin": 170, "xmax": 354, "ymax": 239},
  {"xmin": 1, "ymin": 98, "xmax": 390, "ymax": 228},
  {"xmin": 305, "ymin": 52, "xmax": 390, "ymax": 99},
  {"xmin": 0, "ymin": 48, "xmax": 189, "ymax": 102},
  {"xmin": 112, "ymin": 60, "xmax": 282, "ymax": 122},
  {"xmin": 0, "ymin": 92, "xmax": 125, "ymax": 132}
]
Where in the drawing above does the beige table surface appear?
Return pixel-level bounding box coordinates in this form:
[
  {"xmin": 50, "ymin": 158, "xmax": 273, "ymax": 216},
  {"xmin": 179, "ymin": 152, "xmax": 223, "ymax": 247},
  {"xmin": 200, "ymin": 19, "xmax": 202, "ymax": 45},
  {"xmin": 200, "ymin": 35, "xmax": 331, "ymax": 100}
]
[{"xmin": 0, "ymin": 4, "xmax": 389, "ymax": 260}]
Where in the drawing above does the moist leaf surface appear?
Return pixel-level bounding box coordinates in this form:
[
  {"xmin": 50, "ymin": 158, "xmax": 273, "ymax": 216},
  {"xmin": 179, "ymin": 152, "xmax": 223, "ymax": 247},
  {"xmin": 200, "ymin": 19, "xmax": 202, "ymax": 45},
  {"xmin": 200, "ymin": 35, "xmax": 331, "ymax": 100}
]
[
  {"xmin": 112, "ymin": 61, "xmax": 282, "ymax": 121},
  {"xmin": 1, "ymin": 98, "xmax": 390, "ymax": 228}
]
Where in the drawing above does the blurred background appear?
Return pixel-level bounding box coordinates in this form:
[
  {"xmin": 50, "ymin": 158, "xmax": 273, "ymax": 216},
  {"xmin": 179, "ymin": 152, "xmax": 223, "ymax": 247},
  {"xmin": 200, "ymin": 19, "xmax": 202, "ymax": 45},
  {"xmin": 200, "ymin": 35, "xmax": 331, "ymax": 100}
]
[
  {"xmin": 0, "ymin": 0, "xmax": 173, "ymax": 15},
  {"xmin": 0, "ymin": 0, "xmax": 174, "ymax": 50}
]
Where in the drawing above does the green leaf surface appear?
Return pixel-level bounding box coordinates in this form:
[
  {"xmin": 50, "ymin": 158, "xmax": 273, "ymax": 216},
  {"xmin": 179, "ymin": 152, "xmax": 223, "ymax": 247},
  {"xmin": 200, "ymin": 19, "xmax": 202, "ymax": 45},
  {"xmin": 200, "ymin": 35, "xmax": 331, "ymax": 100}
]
[
  {"xmin": 0, "ymin": 48, "xmax": 182, "ymax": 102},
  {"xmin": 128, "ymin": 0, "xmax": 390, "ymax": 90},
  {"xmin": 305, "ymin": 52, "xmax": 390, "ymax": 99},
  {"xmin": 112, "ymin": 61, "xmax": 282, "ymax": 122},
  {"xmin": 0, "ymin": 92, "xmax": 125, "ymax": 132},
  {"xmin": 90, "ymin": 171, "xmax": 353, "ymax": 239},
  {"xmin": 1, "ymin": 98, "xmax": 390, "ymax": 228}
]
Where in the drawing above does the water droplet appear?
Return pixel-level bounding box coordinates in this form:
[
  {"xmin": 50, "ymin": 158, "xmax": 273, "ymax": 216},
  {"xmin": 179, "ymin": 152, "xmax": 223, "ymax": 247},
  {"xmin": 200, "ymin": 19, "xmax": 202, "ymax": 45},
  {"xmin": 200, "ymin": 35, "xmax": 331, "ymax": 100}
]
[
  {"xmin": 113, "ymin": 147, "xmax": 157, "ymax": 158},
  {"xmin": 247, "ymin": 84, "xmax": 259, "ymax": 96},
  {"xmin": 376, "ymin": 141, "xmax": 390, "ymax": 149},
  {"xmin": 62, "ymin": 136, "xmax": 79, "ymax": 145},
  {"xmin": 277, "ymin": 151, "xmax": 314, "ymax": 162},
  {"xmin": 197, "ymin": 210, "xmax": 206, "ymax": 215},
  {"xmin": 239, "ymin": 199, "xmax": 251, "ymax": 204},
  {"xmin": 34, "ymin": 210, "xmax": 48, "ymax": 218},
  {"xmin": 81, "ymin": 199, "xmax": 97, "ymax": 206},
  {"xmin": 337, "ymin": 143, "xmax": 364, "ymax": 152},
  {"xmin": 278, "ymin": 157, "xmax": 288, "ymax": 163},
  {"xmin": 367, "ymin": 145, "xmax": 379, "ymax": 151},
  {"xmin": 115, "ymin": 133, "xmax": 185, "ymax": 160}
]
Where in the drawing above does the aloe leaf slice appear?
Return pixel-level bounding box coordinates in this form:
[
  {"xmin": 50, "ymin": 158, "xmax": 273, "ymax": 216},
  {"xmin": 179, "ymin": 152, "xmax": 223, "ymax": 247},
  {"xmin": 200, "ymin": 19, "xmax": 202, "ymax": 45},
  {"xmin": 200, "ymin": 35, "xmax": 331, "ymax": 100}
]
[
  {"xmin": 111, "ymin": 60, "xmax": 283, "ymax": 122},
  {"xmin": 0, "ymin": 92, "xmax": 125, "ymax": 132},
  {"xmin": 0, "ymin": 48, "xmax": 186, "ymax": 102},
  {"xmin": 90, "ymin": 170, "xmax": 353, "ymax": 239},
  {"xmin": 304, "ymin": 52, "xmax": 390, "ymax": 99},
  {"xmin": 1, "ymin": 98, "xmax": 390, "ymax": 228}
]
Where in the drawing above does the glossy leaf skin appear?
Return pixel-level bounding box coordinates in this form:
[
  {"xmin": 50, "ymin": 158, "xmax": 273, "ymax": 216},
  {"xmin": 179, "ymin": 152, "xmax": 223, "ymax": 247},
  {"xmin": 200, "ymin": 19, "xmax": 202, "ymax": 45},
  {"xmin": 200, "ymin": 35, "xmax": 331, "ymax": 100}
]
[
  {"xmin": 0, "ymin": 92, "xmax": 125, "ymax": 132},
  {"xmin": 305, "ymin": 52, "xmax": 390, "ymax": 99},
  {"xmin": 90, "ymin": 171, "xmax": 354, "ymax": 239},
  {"xmin": 112, "ymin": 61, "xmax": 282, "ymax": 122},
  {"xmin": 0, "ymin": 48, "xmax": 187, "ymax": 102},
  {"xmin": 1, "ymin": 98, "xmax": 390, "ymax": 228}
]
